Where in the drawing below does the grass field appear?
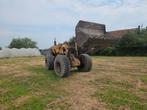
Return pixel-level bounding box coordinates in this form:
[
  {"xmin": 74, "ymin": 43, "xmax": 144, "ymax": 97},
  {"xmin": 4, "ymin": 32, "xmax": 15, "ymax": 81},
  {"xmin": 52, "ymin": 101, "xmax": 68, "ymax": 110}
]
[{"xmin": 0, "ymin": 56, "xmax": 147, "ymax": 110}]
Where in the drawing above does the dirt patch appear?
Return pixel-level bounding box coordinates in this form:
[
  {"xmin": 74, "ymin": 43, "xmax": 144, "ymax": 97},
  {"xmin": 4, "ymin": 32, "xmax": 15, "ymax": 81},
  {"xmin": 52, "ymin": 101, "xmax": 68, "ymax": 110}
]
[
  {"xmin": 47, "ymin": 73, "xmax": 108, "ymax": 110},
  {"xmin": 0, "ymin": 65, "xmax": 25, "ymax": 76},
  {"xmin": 133, "ymin": 79, "xmax": 147, "ymax": 100},
  {"xmin": 0, "ymin": 65, "xmax": 16, "ymax": 76},
  {"xmin": 13, "ymin": 70, "xmax": 33, "ymax": 78},
  {"xmin": 13, "ymin": 96, "xmax": 31, "ymax": 107},
  {"xmin": 0, "ymin": 63, "xmax": 37, "ymax": 78},
  {"xmin": 47, "ymin": 96, "xmax": 106, "ymax": 110},
  {"xmin": 0, "ymin": 104, "xmax": 8, "ymax": 110},
  {"xmin": 0, "ymin": 88, "xmax": 9, "ymax": 95}
]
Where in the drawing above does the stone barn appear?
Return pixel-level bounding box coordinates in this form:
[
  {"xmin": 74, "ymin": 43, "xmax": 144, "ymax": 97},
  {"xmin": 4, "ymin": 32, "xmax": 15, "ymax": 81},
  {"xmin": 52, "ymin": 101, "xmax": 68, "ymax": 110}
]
[{"xmin": 75, "ymin": 20, "xmax": 137, "ymax": 54}]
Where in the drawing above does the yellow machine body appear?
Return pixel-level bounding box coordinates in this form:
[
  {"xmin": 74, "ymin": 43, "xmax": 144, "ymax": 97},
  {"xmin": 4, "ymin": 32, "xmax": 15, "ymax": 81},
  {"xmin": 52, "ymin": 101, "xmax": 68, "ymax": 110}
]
[{"xmin": 51, "ymin": 43, "xmax": 80, "ymax": 67}]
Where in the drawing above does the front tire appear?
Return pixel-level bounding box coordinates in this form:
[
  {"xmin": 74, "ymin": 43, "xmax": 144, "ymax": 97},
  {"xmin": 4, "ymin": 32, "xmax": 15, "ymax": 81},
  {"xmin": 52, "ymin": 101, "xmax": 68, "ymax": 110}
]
[
  {"xmin": 78, "ymin": 54, "xmax": 92, "ymax": 72},
  {"xmin": 54, "ymin": 55, "xmax": 71, "ymax": 77}
]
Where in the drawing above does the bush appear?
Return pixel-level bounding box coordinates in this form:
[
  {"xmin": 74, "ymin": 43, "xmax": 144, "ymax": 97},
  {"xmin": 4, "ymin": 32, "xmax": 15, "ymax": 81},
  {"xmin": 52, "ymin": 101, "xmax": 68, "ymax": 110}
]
[
  {"xmin": 114, "ymin": 29, "xmax": 147, "ymax": 56},
  {"xmin": 117, "ymin": 30, "xmax": 147, "ymax": 48},
  {"xmin": 100, "ymin": 47, "xmax": 116, "ymax": 56},
  {"xmin": 96, "ymin": 28, "xmax": 147, "ymax": 56},
  {"xmin": 9, "ymin": 37, "xmax": 37, "ymax": 49}
]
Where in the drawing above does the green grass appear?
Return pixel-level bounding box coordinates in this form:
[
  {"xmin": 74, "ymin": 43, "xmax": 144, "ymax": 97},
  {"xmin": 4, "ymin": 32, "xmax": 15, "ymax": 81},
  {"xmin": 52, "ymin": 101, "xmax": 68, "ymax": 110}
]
[
  {"xmin": 13, "ymin": 96, "xmax": 46, "ymax": 110},
  {"xmin": 140, "ymin": 88, "xmax": 147, "ymax": 92},
  {"xmin": 91, "ymin": 56, "xmax": 147, "ymax": 110},
  {"xmin": 140, "ymin": 76, "xmax": 147, "ymax": 84},
  {"xmin": 27, "ymin": 65, "xmax": 60, "ymax": 81},
  {"xmin": 1, "ymin": 56, "xmax": 147, "ymax": 110},
  {"xmin": 0, "ymin": 57, "xmax": 67, "ymax": 110},
  {"xmin": 95, "ymin": 87, "xmax": 147, "ymax": 110},
  {"xmin": 92, "ymin": 77, "xmax": 147, "ymax": 110}
]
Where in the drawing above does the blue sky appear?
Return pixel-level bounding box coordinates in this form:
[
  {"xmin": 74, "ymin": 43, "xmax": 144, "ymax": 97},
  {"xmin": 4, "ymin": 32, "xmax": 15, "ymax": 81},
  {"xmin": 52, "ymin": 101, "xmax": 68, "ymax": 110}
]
[{"xmin": 0, "ymin": 0, "xmax": 147, "ymax": 49}]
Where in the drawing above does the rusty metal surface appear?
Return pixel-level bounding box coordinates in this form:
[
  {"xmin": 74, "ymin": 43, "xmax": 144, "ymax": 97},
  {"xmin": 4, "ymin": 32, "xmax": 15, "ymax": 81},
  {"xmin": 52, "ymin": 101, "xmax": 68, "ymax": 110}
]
[
  {"xmin": 75, "ymin": 20, "xmax": 106, "ymax": 47},
  {"xmin": 75, "ymin": 20, "xmax": 137, "ymax": 54}
]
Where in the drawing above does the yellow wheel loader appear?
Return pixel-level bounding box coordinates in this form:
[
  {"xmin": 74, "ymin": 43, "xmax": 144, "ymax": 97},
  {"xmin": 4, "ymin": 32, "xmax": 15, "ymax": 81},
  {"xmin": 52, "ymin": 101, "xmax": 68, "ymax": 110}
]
[{"xmin": 45, "ymin": 40, "xmax": 92, "ymax": 77}]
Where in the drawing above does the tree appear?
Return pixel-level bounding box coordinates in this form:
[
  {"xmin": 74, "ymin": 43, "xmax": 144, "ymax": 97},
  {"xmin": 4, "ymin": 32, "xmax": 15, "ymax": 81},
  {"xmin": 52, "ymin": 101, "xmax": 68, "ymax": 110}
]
[
  {"xmin": 117, "ymin": 29, "xmax": 147, "ymax": 48},
  {"xmin": 9, "ymin": 37, "xmax": 37, "ymax": 49},
  {"xmin": 0, "ymin": 47, "xmax": 2, "ymax": 50},
  {"xmin": 114, "ymin": 29, "xmax": 147, "ymax": 55},
  {"xmin": 68, "ymin": 36, "xmax": 75, "ymax": 47}
]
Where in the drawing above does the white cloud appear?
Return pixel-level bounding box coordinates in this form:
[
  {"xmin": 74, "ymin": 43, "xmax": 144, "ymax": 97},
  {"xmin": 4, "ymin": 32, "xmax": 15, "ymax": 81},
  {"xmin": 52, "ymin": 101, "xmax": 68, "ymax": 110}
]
[
  {"xmin": 0, "ymin": 0, "xmax": 147, "ymax": 48},
  {"xmin": 1, "ymin": 0, "xmax": 147, "ymax": 27}
]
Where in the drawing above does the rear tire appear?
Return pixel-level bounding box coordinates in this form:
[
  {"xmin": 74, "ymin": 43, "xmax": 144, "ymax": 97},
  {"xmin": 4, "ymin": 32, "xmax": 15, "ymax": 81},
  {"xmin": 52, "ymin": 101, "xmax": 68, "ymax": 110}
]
[
  {"xmin": 54, "ymin": 55, "xmax": 71, "ymax": 77},
  {"xmin": 45, "ymin": 49, "xmax": 54, "ymax": 70},
  {"xmin": 78, "ymin": 54, "xmax": 92, "ymax": 72}
]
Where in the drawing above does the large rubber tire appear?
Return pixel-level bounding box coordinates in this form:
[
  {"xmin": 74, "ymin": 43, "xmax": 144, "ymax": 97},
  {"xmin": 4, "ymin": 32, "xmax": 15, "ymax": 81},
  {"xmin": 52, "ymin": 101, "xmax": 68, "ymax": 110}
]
[
  {"xmin": 45, "ymin": 49, "xmax": 55, "ymax": 70},
  {"xmin": 78, "ymin": 54, "xmax": 92, "ymax": 72},
  {"xmin": 54, "ymin": 55, "xmax": 71, "ymax": 77}
]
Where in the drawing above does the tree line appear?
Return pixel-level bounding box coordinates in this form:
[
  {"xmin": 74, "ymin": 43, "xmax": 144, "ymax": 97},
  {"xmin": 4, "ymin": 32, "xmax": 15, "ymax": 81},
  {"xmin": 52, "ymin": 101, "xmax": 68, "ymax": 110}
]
[
  {"xmin": 0, "ymin": 37, "xmax": 37, "ymax": 49},
  {"xmin": 99, "ymin": 28, "xmax": 147, "ymax": 56},
  {"xmin": 1, "ymin": 28, "xmax": 147, "ymax": 56}
]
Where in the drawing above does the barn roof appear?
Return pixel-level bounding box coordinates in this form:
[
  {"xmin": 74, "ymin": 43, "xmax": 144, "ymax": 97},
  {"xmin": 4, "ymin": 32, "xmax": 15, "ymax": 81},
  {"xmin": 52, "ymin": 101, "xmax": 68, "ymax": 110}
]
[{"xmin": 105, "ymin": 28, "xmax": 137, "ymax": 39}]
